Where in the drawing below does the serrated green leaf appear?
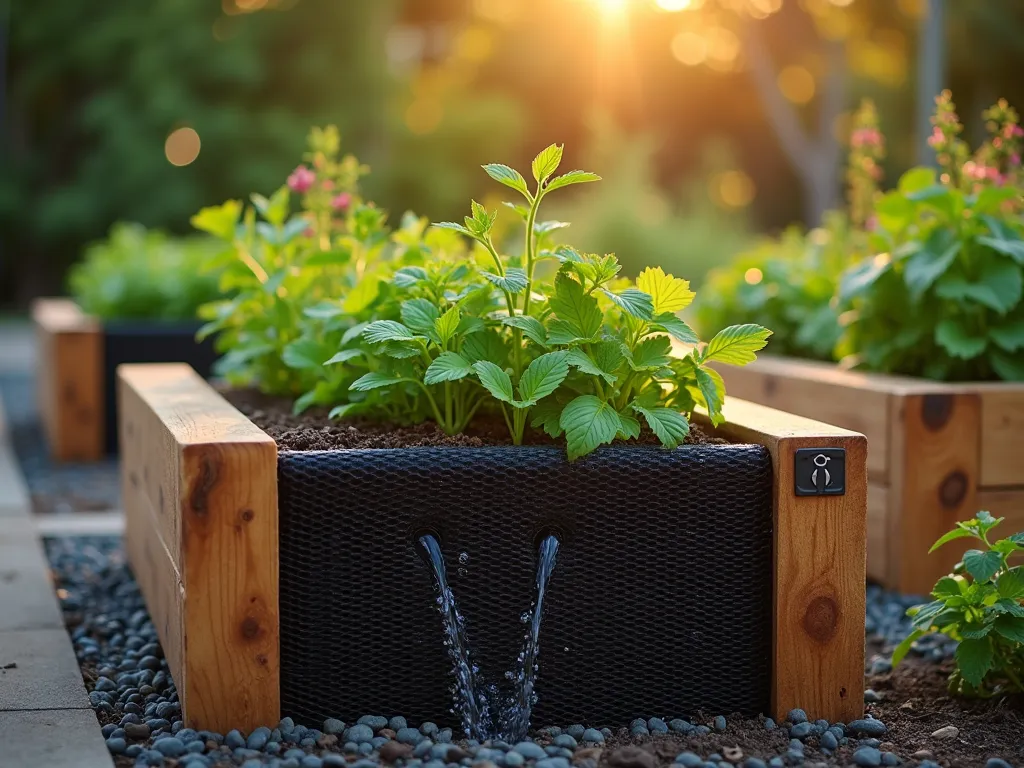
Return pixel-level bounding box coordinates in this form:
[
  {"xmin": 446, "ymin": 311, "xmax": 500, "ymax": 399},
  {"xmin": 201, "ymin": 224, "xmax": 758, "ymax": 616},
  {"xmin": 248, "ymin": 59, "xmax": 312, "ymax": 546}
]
[
  {"xmin": 350, "ymin": 372, "xmax": 406, "ymax": 391},
  {"xmin": 482, "ymin": 163, "xmax": 530, "ymax": 196},
  {"xmin": 993, "ymin": 598, "xmax": 1024, "ymax": 617},
  {"xmin": 978, "ymin": 217, "xmax": 1024, "ymax": 264},
  {"xmin": 191, "ymin": 200, "xmax": 243, "ymax": 240},
  {"xmin": 544, "ymin": 170, "xmax": 601, "ymax": 193},
  {"xmin": 932, "ymin": 576, "xmax": 965, "ymax": 598},
  {"xmin": 344, "ymin": 273, "xmax": 381, "ymax": 313},
  {"xmin": 532, "ymin": 143, "xmax": 563, "ymax": 184},
  {"xmin": 616, "ymin": 410, "xmax": 641, "ymax": 440},
  {"xmin": 990, "ymin": 317, "xmax": 1024, "ymax": 353},
  {"xmin": 559, "ymin": 395, "xmax": 621, "ymax": 460},
  {"xmin": 963, "ymin": 549, "xmax": 1003, "ymax": 582},
  {"xmin": 462, "ymin": 330, "xmax": 508, "ymax": 365},
  {"xmin": 518, "ymin": 352, "xmax": 569, "ymax": 403},
  {"xmin": 651, "ymin": 313, "xmax": 700, "ymax": 344},
  {"xmin": 473, "ymin": 361, "xmax": 514, "ymax": 404},
  {"xmin": 955, "ymin": 637, "xmax": 994, "ymax": 688},
  {"xmin": 303, "ymin": 301, "xmax": 346, "ymax": 320},
  {"xmin": 534, "ymin": 220, "xmax": 571, "ymax": 235},
  {"xmin": 601, "ymin": 288, "xmax": 654, "ymax": 320},
  {"xmin": 904, "ymin": 229, "xmax": 960, "ymax": 298},
  {"xmin": 482, "ymin": 268, "xmax": 528, "ymax": 294},
  {"xmin": 993, "ymin": 615, "xmax": 1024, "ymax": 644},
  {"xmin": 930, "ymin": 526, "xmax": 979, "ymax": 553},
  {"xmin": 960, "ymin": 622, "xmax": 994, "ymax": 639},
  {"xmin": 380, "ymin": 340, "xmax": 421, "ymax": 359},
  {"xmin": 323, "ymin": 349, "xmax": 363, "ymax": 366},
  {"xmin": 502, "ymin": 315, "xmax": 549, "ymax": 347},
  {"xmin": 629, "ymin": 336, "xmax": 673, "ymax": 371},
  {"xmin": 839, "ymin": 255, "xmax": 893, "ymax": 299},
  {"xmin": 937, "ymin": 258, "xmax": 1023, "ymax": 314},
  {"xmin": 637, "ymin": 267, "xmax": 695, "ymax": 314},
  {"xmin": 935, "ymin": 320, "xmax": 987, "ymax": 359},
  {"xmin": 703, "ymin": 324, "xmax": 772, "ymax": 366},
  {"xmin": 424, "ymin": 352, "xmax": 474, "ymax": 385},
  {"xmin": 892, "ymin": 628, "xmax": 925, "ymax": 666},
  {"xmin": 990, "ymin": 348, "xmax": 1024, "ymax": 381},
  {"xmin": 530, "ymin": 399, "xmax": 565, "ymax": 438},
  {"xmin": 565, "ymin": 347, "xmax": 618, "ymax": 384},
  {"xmin": 328, "ymin": 403, "xmax": 357, "ymax": 421},
  {"xmin": 363, "ymin": 320, "xmax": 419, "ymax": 344},
  {"xmin": 997, "ymin": 568, "xmax": 1024, "ymax": 599},
  {"xmin": 434, "ymin": 306, "xmax": 461, "ymax": 346},
  {"xmin": 434, "ymin": 221, "xmax": 474, "ymax": 237},
  {"xmin": 693, "ymin": 365, "xmax": 725, "ymax": 425},
  {"xmin": 632, "ymin": 404, "xmax": 690, "ymax": 449},
  {"xmin": 1012, "ymin": 532, "xmax": 1024, "ymax": 545},
  {"xmin": 548, "ymin": 273, "xmax": 604, "ymax": 342},
  {"xmin": 401, "ymin": 299, "xmax": 440, "ymax": 337},
  {"xmin": 393, "ymin": 266, "xmax": 428, "ymax": 287},
  {"xmin": 282, "ymin": 339, "xmax": 328, "ymax": 370}
]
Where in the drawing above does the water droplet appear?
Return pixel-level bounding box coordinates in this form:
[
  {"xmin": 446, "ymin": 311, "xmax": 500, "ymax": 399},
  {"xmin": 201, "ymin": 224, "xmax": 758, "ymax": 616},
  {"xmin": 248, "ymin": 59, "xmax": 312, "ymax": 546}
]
[{"xmin": 459, "ymin": 552, "xmax": 470, "ymax": 564}]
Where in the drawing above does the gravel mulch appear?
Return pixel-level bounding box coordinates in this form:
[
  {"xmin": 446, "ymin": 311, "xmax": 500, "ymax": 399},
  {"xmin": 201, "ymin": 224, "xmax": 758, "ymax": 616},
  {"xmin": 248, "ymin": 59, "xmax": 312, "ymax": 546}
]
[
  {"xmin": 0, "ymin": 373, "xmax": 121, "ymax": 514},
  {"xmin": 41, "ymin": 536, "xmax": 1024, "ymax": 768}
]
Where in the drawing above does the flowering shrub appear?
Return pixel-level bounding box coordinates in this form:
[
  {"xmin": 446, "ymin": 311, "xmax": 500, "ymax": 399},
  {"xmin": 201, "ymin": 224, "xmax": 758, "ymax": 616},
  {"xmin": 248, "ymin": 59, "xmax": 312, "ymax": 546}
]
[
  {"xmin": 839, "ymin": 92, "xmax": 1024, "ymax": 381},
  {"xmin": 68, "ymin": 222, "xmax": 221, "ymax": 322},
  {"xmin": 894, "ymin": 511, "xmax": 1024, "ymax": 696}
]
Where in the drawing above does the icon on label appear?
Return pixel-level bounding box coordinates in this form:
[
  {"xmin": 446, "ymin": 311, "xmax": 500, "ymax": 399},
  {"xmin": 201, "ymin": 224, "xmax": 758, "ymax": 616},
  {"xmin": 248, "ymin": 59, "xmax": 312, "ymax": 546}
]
[
  {"xmin": 794, "ymin": 448, "xmax": 846, "ymax": 496},
  {"xmin": 810, "ymin": 454, "xmax": 831, "ymax": 491}
]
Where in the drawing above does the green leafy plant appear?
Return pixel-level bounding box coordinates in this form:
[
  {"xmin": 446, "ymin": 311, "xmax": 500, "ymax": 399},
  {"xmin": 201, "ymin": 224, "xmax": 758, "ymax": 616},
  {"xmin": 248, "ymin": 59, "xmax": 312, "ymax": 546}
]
[
  {"xmin": 894, "ymin": 511, "xmax": 1024, "ymax": 696},
  {"xmin": 68, "ymin": 222, "xmax": 222, "ymax": 322},
  {"xmin": 346, "ymin": 145, "xmax": 772, "ymax": 459},
  {"xmin": 838, "ymin": 92, "xmax": 1024, "ymax": 381}
]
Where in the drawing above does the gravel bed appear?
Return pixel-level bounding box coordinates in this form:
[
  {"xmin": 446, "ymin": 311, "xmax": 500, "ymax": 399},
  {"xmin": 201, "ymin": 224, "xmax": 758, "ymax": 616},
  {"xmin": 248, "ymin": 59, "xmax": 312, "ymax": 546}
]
[
  {"xmin": 43, "ymin": 538, "xmax": 1022, "ymax": 768},
  {"xmin": 0, "ymin": 372, "xmax": 121, "ymax": 513}
]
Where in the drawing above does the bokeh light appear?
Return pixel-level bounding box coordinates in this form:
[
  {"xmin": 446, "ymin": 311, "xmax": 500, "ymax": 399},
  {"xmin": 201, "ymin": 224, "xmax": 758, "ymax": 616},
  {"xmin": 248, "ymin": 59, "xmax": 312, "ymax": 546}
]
[
  {"xmin": 164, "ymin": 128, "xmax": 201, "ymax": 166},
  {"xmin": 671, "ymin": 32, "xmax": 708, "ymax": 66},
  {"xmin": 405, "ymin": 100, "xmax": 443, "ymax": 135},
  {"xmin": 744, "ymin": 267, "xmax": 764, "ymax": 285},
  {"xmin": 654, "ymin": 0, "xmax": 695, "ymax": 11},
  {"xmin": 777, "ymin": 65, "xmax": 816, "ymax": 105},
  {"xmin": 712, "ymin": 170, "xmax": 756, "ymax": 208}
]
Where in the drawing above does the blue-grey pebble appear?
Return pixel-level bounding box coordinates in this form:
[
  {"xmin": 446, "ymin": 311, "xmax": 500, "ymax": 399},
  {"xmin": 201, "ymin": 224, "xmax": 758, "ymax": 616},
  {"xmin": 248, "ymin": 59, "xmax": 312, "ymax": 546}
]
[
  {"xmin": 505, "ymin": 752, "xmax": 525, "ymax": 768},
  {"xmin": 744, "ymin": 760, "xmax": 767, "ymax": 768},
  {"xmin": 324, "ymin": 756, "xmax": 347, "ymax": 768},
  {"xmin": 372, "ymin": 736, "xmax": 390, "ymax": 748},
  {"xmin": 352, "ymin": 760, "xmax": 378, "ymax": 768},
  {"xmin": 669, "ymin": 719, "xmax": 694, "ymax": 734},
  {"xmin": 986, "ymin": 761, "xmax": 1013, "ymax": 768},
  {"xmin": 566, "ymin": 725, "xmax": 585, "ymax": 741},
  {"xmin": 301, "ymin": 756, "xmax": 324, "ymax": 768},
  {"xmin": 649, "ymin": 718, "xmax": 669, "ymax": 733},
  {"xmin": 869, "ymin": 658, "xmax": 893, "ymax": 674},
  {"xmin": 582, "ymin": 728, "xmax": 605, "ymax": 744},
  {"xmin": 389, "ymin": 716, "xmax": 408, "ymax": 731},
  {"xmin": 514, "ymin": 742, "xmax": 547, "ymax": 760},
  {"xmin": 154, "ymin": 737, "xmax": 186, "ymax": 757},
  {"xmin": 786, "ymin": 709, "xmax": 808, "ymax": 725},
  {"xmin": 437, "ymin": 728, "xmax": 453, "ymax": 743},
  {"xmin": 186, "ymin": 739, "xmax": 205, "ymax": 753},
  {"xmin": 768, "ymin": 759, "xmax": 784, "ymax": 768},
  {"xmin": 631, "ymin": 725, "xmax": 650, "ymax": 737},
  {"xmin": 105, "ymin": 737, "xmax": 127, "ymax": 755},
  {"xmin": 324, "ymin": 718, "xmax": 345, "ymax": 735},
  {"xmin": 676, "ymin": 753, "xmax": 703, "ymax": 768},
  {"xmin": 790, "ymin": 723, "xmax": 813, "ymax": 740},
  {"xmin": 225, "ymin": 729, "xmax": 246, "ymax": 749},
  {"xmin": 554, "ymin": 734, "xmax": 578, "ymax": 749},
  {"xmin": 399, "ymin": 727, "xmax": 424, "ymax": 745},
  {"xmin": 854, "ymin": 748, "xmax": 882, "ymax": 767},
  {"xmin": 763, "ymin": 718, "xmax": 776, "ymax": 730},
  {"xmin": 820, "ymin": 732, "xmax": 838, "ymax": 751},
  {"xmin": 415, "ymin": 740, "xmax": 434, "ymax": 758},
  {"xmin": 882, "ymin": 752, "xmax": 899, "ymax": 766},
  {"xmin": 247, "ymin": 726, "xmax": 272, "ymax": 750},
  {"xmin": 713, "ymin": 716, "xmax": 727, "ymax": 732},
  {"xmin": 421, "ymin": 722, "xmax": 439, "ymax": 737},
  {"xmin": 861, "ymin": 738, "xmax": 882, "ymax": 749},
  {"xmin": 848, "ymin": 720, "xmax": 887, "ymax": 737},
  {"xmin": 694, "ymin": 726, "xmax": 711, "ymax": 736},
  {"xmin": 101, "ymin": 724, "xmax": 117, "ymax": 738},
  {"xmin": 300, "ymin": 737, "xmax": 316, "ymax": 748},
  {"xmin": 545, "ymin": 746, "xmax": 562, "ymax": 756},
  {"xmin": 358, "ymin": 741, "xmax": 374, "ymax": 755},
  {"xmin": 242, "ymin": 761, "xmax": 262, "ymax": 768},
  {"xmin": 536, "ymin": 758, "xmax": 570, "ymax": 768},
  {"xmin": 284, "ymin": 748, "xmax": 307, "ymax": 758},
  {"xmin": 630, "ymin": 718, "xmax": 647, "ymax": 729},
  {"xmin": 347, "ymin": 724, "xmax": 375, "ymax": 744},
  {"xmin": 279, "ymin": 717, "xmax": 296, "ymax": 733},
  {"xmin": 358, "ymin": 715, "xmax": 388, "ymax": 731},
  {"xmin": 864, "ymin": 689, "xmax": 882, "ymax": 703},
  {"xmin": 709, "ymin": 754, "xmax": 723, "ymax": 762}
]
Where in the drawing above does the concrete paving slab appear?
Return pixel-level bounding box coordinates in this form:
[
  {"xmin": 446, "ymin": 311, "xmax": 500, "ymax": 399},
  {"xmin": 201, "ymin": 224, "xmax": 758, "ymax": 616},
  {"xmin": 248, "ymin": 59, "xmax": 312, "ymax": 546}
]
[
  {"xmin": 0, "ymin": 708, "xmax": 113, "ymax": 768},
  {"xmin": 0, "ymin": 523, "xmax": 63, "ymax": 632},
  {"xmin": 35, "ymin": 511, "xmax": 125, "ymax": 538},
  {"xmin": 0, "ymin": 628, "xmax": 90, "ymax": 711}
]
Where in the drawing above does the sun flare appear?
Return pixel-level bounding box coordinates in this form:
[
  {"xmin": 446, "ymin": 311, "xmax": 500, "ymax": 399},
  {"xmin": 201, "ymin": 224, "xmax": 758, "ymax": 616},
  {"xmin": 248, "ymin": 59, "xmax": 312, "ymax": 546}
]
[{"xmin": 590, "ymin": 0, "xmax": 629, "ymax": 18}]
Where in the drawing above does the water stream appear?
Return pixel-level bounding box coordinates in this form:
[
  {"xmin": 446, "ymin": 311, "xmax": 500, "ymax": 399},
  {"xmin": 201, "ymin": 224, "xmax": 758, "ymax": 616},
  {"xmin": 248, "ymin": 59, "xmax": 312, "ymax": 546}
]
[{"xmin": 418, "ymin": 533, "xmax": 561, "ymax": 741}]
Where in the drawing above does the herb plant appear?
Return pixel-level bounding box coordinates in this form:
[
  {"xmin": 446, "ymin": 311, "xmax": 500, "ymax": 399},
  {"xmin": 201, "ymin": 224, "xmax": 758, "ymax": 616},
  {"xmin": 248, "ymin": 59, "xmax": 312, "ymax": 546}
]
[
  {"xmin": 838, "ymin": 93, "xmax": 1024, "ymax": 381},
  {"xmin": 894, "ymin": 511, "xmax": 1024, "ymax": 696},
  {"xmin": 347, "ymin": 145, "xmax": 771, "ymax": 459},
  {"xmin": 68, "ymin": 222, "xmax": 221, "ymax": 322}
]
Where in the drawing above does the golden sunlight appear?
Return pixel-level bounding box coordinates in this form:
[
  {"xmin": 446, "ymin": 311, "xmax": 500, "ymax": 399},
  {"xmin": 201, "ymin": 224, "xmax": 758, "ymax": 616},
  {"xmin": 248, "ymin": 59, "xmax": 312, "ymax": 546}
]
[
  {"xmin": 590, "ymin": 0, "xmax": 629, "ymax": 18},
  {"xmin": 654, "ymin": 0, "xmax": 695, "ymax": 11}
]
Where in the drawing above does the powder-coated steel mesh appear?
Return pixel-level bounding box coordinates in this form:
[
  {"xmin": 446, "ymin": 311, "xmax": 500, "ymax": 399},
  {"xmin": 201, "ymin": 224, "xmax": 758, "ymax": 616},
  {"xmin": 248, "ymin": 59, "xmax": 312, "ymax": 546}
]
[
  {"xmin": 277, "ymin": 444, "xmax": 773, "ymax": 729},
  {"xmin": 103, "ymin": 323, "xmax": 217, "ymax": 453}
]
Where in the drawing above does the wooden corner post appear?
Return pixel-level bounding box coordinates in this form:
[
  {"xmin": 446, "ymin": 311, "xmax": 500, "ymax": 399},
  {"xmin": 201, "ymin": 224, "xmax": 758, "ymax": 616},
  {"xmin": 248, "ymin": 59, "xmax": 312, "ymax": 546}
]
[
  {"xmin": 118, "ymin": 363, "xmax": 280, "ymax": 732},
  {"xmin": 31, "ymin": 298, "xmax": 104, "ymax": 461},
  {"xmin": 710, "ymin": 399, "xmax": 867, "ymax": 724}
]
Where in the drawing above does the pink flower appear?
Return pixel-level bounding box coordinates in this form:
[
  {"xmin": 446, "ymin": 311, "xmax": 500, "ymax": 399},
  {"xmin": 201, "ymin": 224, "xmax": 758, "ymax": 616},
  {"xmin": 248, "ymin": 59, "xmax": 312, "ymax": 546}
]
[
  {"xmin": 321, "ymin": 179, "xmax": 335, "ymax": 191},
  {"xmin": 287, "ymin": 165, "xmax": 315, "ymax": 193},
  {"xmin": 331, "ymin": 193, "xmax": 352, "ymax": 212},
  {"xmin": 927, "ymin": 127, "xmax": 944, "ymax": 148},
  {"xmin": 851, "ymin": 128, "xmax": 881, "ymax": 148},
  {"xmin": 1011, "ymin": 153, "xmax": 1021, "ymax": 166}
]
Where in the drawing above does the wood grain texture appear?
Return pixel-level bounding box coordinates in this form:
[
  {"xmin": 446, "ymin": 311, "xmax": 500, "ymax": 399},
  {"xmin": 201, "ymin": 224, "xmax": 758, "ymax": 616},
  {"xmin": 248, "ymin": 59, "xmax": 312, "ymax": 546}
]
[
  {"xmin": 715, "ymin": 357, "xmax": 893, "ymax": 483},
  {"xmin": 975, "ymin": 489, "xmax": 1024, "ymax": 533},
  {"xmin": 118, "ymin": 363, "xmax": 279, "ymax": 732},
  {"xmin": 888, "ymin": 393, "xmax": 981, "ymax": 595},
  {"xmin": 31, "ymin": 298, "xmax": 104, "ymax": 461},
  {"xmin": 978, "ymin": 389, "xmax": 1024, "ymax": 487},
  {"xmin": 866, "ymin": 484, "xmax": 888, "ymax": 585},
  {"xmin": 700, "ymin": 398, "xmax": 867, "ymax": 724}
]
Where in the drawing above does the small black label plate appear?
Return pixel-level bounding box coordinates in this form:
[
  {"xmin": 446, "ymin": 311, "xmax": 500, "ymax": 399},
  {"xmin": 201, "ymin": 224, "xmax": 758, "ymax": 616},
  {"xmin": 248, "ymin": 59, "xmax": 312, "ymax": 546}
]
[{"xmin": 794, "ymin": 448, "xmax": 846, "ymax": 496}]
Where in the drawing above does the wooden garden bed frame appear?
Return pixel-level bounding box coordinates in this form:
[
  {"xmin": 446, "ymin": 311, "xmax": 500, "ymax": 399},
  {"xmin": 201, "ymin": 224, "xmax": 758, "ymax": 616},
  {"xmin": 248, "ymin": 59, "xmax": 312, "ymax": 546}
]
[
  {"xmin": 717, "ymin": 355, "xmax": 1024, "ymax": 595},
  {"xmin": 117, "ymin": 362, "xmax": 867, "ymax": 733},
  {"xmin": 32, "ymin": 298, "xmax": 104, "ymax": 462}
]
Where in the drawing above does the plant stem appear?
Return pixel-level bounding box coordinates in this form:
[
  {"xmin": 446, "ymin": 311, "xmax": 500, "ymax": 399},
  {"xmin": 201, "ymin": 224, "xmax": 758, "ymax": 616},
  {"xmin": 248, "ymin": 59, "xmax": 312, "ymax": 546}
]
[
  {"xmin": 499, "ymin": 402, "xmax": 515, "ymax": 441},
  {"xmin": 522, "ymin": 192, "xmax": 542, "ymax": 317},
  {"xmin": 444, "ymin": 382, "xmax": 453, "ymax": 431}
]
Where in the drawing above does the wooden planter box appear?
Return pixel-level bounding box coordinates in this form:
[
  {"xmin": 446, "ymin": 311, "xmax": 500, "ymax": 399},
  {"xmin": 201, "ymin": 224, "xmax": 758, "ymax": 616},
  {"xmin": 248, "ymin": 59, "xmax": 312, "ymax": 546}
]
[
  {"xmin": 117, "ymin": 362, "xmax": 867, "ymax": 734},
  {"xmin": 717, "ymin": 355, "xmax": 1024, "ymax": 595},
  {"xmin": 31, "ymin": 298, "xmax": 217, "ymax": 461}
]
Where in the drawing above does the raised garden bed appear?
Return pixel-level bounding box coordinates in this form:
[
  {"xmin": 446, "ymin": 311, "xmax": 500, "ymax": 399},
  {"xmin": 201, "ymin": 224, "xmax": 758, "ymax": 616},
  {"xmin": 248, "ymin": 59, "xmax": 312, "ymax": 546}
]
[
  {"xmin": 31, "ymin": 298, "xmax": 218, "ymax": 461},
  {"xmin": 716, "ymin": 356, "xmax": 1024, "ymax": 595},
  {"xmin": 116, "ymin": 362, "xmax": 867, "ymax": 735}
]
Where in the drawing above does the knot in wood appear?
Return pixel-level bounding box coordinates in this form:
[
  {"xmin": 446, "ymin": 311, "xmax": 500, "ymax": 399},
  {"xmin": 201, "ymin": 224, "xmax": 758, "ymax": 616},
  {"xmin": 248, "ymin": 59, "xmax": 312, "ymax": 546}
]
[
  {"xmin": 939, "ymin": 470, "xmax": 968, "ymax": 510},
  {"xmin": 802, "ymin": 595, "xmax": 839, "ymax": 644},
  {"xmin": 921, "ymin": 394, "xmax": 953, "ymax": 431},
  {"xmin": 240, "ymin": 617, "xmax": 262, "ymax": 641},
  {"xmin": 188, "ymin": 451, "xmax": 221, "ymax": 518}
]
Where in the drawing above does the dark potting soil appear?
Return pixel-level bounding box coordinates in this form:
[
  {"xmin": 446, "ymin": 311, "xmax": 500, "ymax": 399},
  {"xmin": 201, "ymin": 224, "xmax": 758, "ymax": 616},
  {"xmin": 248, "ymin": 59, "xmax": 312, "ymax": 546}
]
[
  {"xmin": 44, "ymin": 536, "xmax": 1024, "ymax": 768},
  {"xmin": 222, "ymin": 387, "xmax": 724, "ymax": 452}
]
